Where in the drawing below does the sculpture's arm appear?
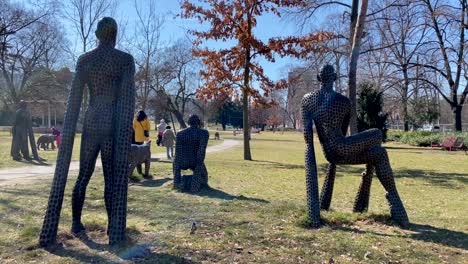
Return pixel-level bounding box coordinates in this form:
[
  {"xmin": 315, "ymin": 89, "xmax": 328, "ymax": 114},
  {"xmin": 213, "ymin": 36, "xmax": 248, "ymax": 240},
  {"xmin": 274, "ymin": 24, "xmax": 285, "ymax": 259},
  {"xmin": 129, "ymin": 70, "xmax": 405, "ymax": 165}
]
[
  {"xmin": 196, "ymin": 130, "xmax": 209, "ymax": 165},
  {"xmin": 40, "ymin": 56, "xmax": 85, "ymax": 246},
  {"xmin": 113, "ymin": 55, "xmax": 136, "ymax": 164},
  {"xmin": 301, "ymin": 96, "xmax": 321, "ymax": 226},
  {"xmin": 108, "ymin": 55, "xmax": 135, "ymax": 242}
]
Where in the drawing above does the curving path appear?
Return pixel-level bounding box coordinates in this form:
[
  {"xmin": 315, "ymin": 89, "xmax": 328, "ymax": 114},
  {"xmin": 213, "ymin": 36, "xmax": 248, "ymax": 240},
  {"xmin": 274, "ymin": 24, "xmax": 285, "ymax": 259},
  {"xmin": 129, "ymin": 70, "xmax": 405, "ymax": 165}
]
[{"xmin": 0, "ymin": 139, "xmax": 239, "ymax": 182}]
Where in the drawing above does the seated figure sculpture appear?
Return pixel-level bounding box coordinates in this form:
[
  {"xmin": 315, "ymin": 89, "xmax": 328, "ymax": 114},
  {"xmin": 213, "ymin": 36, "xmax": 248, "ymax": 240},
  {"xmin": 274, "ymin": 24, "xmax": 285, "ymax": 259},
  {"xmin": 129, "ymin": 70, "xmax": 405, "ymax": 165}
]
[
  {"xmin": 301, "ymin": 65, "xmax": 409, "ymax": 228},
  {"xmin": 39, "ymin": 17, "xmax": 135, "ymax": 247},
  {"xmin": 173, "ymin": 115, "xmax": 209, "ymax": 192}
]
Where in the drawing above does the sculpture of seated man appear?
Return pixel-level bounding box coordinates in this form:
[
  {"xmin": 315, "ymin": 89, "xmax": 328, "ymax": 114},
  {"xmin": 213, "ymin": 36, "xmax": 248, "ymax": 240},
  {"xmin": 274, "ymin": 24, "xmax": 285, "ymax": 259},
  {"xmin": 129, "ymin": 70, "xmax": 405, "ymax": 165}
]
[
  {"xmin": 173, "ymin": 115, "xmax": 209, "ymax": 192},
  {"xmin": 301, "ymin": 65, "xmax": 409, "ymax": 227},
  {"xmin": 39, "ymin": 17, "xmax": 135, "ymax": 246}
]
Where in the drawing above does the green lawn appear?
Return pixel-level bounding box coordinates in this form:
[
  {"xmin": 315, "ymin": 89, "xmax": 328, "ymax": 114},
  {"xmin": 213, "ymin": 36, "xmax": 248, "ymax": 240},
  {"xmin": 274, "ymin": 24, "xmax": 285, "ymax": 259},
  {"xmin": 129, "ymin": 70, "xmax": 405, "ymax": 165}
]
[
  {"xmin": 0, "ymin": 131, "xmax": 221, "ymax": 169},
  {"xmin": 0, "ymin": 131, "xmax": 466, "ymax": 263}
]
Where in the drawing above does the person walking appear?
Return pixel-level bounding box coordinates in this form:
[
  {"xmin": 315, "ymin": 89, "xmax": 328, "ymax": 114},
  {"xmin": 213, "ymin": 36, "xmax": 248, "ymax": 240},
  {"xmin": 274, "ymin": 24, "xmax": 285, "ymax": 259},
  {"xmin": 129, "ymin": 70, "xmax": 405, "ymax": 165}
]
[
  {"xmin": 52, "ymin": 127, "xmax": 61, "ymax": 149},
  {"xmin": 133, "ymin": 110, "xmax": 150, "ymax": 145},
  {"xmin": 156, "ymin": 119, "xmax": 167, "ymax": 146},
  {"xmin": 162, "ymin": 125, "xmax": 176, "ymax": 159}
]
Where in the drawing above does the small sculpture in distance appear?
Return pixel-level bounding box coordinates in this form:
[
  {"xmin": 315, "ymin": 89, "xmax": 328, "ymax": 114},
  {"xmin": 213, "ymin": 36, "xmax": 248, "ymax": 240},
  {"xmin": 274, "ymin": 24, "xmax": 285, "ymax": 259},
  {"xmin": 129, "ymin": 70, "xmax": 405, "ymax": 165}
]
[
  {"xmin": 10, "ymin": 100, "xmax": 40, "ymax": 161},
  {"xmin": 214, "ymin": 132, "xmax": 220, "ymax": 140},
  {"xmin": 301, "ymin": 65, "xmax": 409, "ymax": 228},
  {"xmin": 129, "ymin": 141, "xmax": 151, "ymax": 179},
  {"xmin": 173, "ymin": 115, "xmax": 209, "ymax": 192}
]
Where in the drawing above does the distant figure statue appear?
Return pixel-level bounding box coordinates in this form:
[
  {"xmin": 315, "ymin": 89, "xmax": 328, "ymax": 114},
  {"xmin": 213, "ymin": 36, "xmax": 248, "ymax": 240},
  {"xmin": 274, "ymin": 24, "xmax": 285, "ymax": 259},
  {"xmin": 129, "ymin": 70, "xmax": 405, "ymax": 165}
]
[
  {"xmin": 301, "ymin": 65, "xmax": 409, "ymax": 228},
  {"xmin": 129, "ymin": 141, "xmax": 151, "ymax": 179},
  {"xmin": 214, "ymin": 132, "xmax": 220, "ymax": 140},
  {"xmin": 40, "ymin": 17, "xmax": 135, "ymax": 247},
  {"xmin": 173, "ymin": 115, "xmax": 209, "ymax": 192},
  {"xmin": 10, "ymin": 100, "xmax": 40, "ymax": 161}
]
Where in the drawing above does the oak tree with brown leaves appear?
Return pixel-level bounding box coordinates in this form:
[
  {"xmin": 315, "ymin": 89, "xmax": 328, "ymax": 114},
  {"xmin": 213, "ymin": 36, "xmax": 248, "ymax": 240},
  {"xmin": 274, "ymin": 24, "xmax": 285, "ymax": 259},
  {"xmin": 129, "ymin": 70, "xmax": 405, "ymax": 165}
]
[{"xmin": 181, "ymin": 0, "xmax": 333, "ymax": 160}]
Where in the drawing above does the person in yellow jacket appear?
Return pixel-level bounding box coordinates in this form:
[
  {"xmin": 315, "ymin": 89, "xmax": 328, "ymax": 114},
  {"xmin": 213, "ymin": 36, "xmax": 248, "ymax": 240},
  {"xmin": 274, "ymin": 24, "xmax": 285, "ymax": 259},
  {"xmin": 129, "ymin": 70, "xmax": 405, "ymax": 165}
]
[{"xmin": 132, "ymin": 110, "xmax": 150, "ymax": 144}]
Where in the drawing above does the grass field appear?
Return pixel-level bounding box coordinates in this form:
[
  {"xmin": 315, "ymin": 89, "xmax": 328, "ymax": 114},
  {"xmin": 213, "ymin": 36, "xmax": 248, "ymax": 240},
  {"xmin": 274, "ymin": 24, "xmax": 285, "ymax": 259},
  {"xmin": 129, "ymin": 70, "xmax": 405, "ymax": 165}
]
[{"xmin": 0, "ymin": 131, "xmax": 466, "ymax": 263}]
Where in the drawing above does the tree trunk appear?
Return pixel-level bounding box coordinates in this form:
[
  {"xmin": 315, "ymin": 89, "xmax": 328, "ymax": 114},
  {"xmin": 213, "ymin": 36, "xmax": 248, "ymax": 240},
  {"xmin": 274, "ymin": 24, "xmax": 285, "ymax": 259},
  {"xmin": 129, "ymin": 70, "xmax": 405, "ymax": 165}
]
[
  {"xmin": 347, "ymin": 0, "xmax": 369, "ymax": 135},
  {"xmin": 453, "ymin": 105, "xmax": 462, "ymax": 131},
  {"xmin": 402, "ymin": 66, "xmax": 410, "ymax": 131},
  {"xmin": 172, "ymin": 110, "xmax": 187, "ymax": 129},
  {"xmin": 242, "ymin": 88, "xmax": 252, "ymax": 160}
]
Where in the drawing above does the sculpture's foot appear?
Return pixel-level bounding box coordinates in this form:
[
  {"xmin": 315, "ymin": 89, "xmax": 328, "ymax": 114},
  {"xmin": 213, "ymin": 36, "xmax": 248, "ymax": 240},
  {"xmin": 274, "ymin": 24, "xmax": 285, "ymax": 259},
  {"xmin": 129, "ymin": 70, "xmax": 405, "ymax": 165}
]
[
  {"xmin": 307, "ymin": 217, "xmax": 322, "ymax": 228},
  {"xmin": 143, "ymin": 174, "xmax": 152, "ymax": 179},
  {"xmin": 109, "ymin": 233, "xmax": 127, "ymax": 245},
  {"xmin": 12, "ymin": 156, "xmax": 22, "ymax": 161},
  {"xmin": 71, "ymin": 222, "xmax": 86, "ymax": 235},
  {"xmin": 386, "ymin": 193, "xmax": 409, "ymax": 228}
]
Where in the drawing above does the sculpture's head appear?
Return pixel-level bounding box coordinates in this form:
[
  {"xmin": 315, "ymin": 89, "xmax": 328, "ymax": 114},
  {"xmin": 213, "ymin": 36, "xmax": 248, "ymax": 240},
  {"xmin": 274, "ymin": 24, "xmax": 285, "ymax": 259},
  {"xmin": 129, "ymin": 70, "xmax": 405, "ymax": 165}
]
[
  {"xmin": 18, "ymin": 100, "xmax": 27, "ymax": 109},
  {"xmin": 188, "ymin": 115, "xmax": 201, "ymax": 128},
  {"xmin": 317, "ymin": 64, "xmax": 336, "ymax": 84},
  {"xmin": 95, "ymin": 17, "xmax": 118, "ymax": 47}
]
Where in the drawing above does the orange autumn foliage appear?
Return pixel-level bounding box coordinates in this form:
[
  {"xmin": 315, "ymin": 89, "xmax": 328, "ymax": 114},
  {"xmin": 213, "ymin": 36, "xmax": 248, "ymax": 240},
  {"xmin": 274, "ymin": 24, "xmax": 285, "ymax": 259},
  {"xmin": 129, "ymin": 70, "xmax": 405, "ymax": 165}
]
[{"xmin": 180, "ymin": 0, "xmax": 336, "ymax": 104}]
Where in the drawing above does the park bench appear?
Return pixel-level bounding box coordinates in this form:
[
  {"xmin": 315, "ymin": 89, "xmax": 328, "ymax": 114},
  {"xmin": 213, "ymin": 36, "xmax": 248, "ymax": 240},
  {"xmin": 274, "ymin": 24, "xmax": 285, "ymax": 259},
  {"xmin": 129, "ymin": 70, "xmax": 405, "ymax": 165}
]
[{"xmin": 432, "ymin": 137, "xmax": 467, "ymax": 153}]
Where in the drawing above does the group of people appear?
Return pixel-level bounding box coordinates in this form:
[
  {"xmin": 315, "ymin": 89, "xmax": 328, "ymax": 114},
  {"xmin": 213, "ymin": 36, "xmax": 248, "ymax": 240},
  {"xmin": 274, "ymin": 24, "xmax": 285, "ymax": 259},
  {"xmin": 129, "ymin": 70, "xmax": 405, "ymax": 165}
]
[{"xmin": 132, "ymin": 110, "xmax": 176, "ymax": 159}]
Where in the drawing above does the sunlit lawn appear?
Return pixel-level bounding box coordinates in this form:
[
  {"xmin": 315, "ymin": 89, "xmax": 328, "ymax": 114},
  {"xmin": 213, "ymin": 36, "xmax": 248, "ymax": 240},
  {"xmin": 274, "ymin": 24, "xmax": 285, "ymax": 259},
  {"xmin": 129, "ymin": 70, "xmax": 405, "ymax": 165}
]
[{"xmin": 0, "ymin": 131, "xmax": 466, "ymax": 263}]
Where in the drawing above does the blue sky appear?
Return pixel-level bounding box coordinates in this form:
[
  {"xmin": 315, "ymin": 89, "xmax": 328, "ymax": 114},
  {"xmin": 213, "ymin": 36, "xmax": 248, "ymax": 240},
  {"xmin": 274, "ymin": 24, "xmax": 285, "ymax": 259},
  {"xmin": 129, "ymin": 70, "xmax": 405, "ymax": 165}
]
[{"xmin": 114, "ymin": 0, "xmax": 310, "ymax": 81}]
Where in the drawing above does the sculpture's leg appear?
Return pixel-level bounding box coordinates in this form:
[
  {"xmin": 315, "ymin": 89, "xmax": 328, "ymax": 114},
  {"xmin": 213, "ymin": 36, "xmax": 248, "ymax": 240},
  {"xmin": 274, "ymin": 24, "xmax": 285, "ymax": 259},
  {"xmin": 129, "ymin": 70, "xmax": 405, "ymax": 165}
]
[
  {"xmin": 372, "ymin": 147, "xmax": 409, "ymax": 227},
  {"xmin": 173, "ymin": 163, "xmax": 182, "ymax": 190},
  {"xmin": 101, "ymin": 138, "xmax": 114, "ymax": 235},
  {"xmin": 305, "ymin": 144, "xmax": 321, "ymax": 227},
  {"xmin": 200, "ymin": 163, "xmax": 208, "ymax": 188},
  {"xmin": 71, "ymin": 137, "xmax": 100, "ymax": 234},
  {"xmin": 136, "ymin": 164, "xmax": 143, "ymax": 175},
  {"xmin": 108, "ymin": 145, "xmax": 130, "ymax": 245},
  {"xmin": 319, "ymin": 163, "xmax": 336, "ymax": 210},
  {"xmin": 353, "ymin": 164, "xmax": 374, "ymax": 212},
  {"xmin": 19, "ymin": 133, "xmax": 31, "ymax": 160},
  {"xmin": 190, "ymin": 166, "xmax": 202, "ymax": 193},
  {"xmin": 144, "ymin": 159, "xmax": 150, "ymax": 178}
]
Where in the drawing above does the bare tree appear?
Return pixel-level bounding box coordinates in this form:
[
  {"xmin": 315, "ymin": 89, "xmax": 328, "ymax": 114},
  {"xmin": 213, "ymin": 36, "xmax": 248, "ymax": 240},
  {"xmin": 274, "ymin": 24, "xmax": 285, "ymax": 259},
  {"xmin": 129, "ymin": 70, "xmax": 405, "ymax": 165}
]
[
  {"xmin": 412, "ymin": 0, "xmax": 467, "ymax": 131},
  {"xmin": 370, "ymin": 0, "xmax": 428, "ymax": 131},
  {"xmin": 131, "ymin": 0, "xmax": 164, "ymax": 111},
  {"xmin": 63, "ymin": 0, "xmax": 116, "ymax": 53},
  {"xmin": 0, "ymin": 15, "xmax": 65, "ymax": 106}
]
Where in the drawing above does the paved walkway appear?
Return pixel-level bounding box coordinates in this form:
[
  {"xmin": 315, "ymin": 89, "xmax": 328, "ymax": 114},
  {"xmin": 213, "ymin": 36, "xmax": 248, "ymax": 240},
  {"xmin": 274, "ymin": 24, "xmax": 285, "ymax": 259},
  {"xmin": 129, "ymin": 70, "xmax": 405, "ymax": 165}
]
[{"xmin": 0, "ymin": 139, "xmax": 238, "ymax": 181}]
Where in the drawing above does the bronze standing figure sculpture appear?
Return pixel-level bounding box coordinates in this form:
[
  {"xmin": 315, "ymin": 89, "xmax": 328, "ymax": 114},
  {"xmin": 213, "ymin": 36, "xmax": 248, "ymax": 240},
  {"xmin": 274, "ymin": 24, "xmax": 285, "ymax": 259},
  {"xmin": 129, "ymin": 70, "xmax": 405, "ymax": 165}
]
[
  {"xmin": 10, "ymin": 100, "xmax": 40, "ymax": 161},
  {"xmin": 173, "ymin": 115, "xmax": 209, "ymax": 192},
  {"xmin": 301, "ymin": 65, "xmax": 409, "ymax": 228},
  {"xmin": 40, "ymin": 17, "xmax": 135, "ymax": 246}
]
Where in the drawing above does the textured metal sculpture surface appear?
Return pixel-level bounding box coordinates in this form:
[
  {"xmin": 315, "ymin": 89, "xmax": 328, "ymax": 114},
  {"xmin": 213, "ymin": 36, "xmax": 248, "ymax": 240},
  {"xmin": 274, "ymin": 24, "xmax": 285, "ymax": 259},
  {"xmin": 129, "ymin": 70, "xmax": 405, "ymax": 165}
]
[
  {"xmin": 173, "ymin": 115, "xmax": 209, "ymax": 192},
  {"xmin": 129, "ymin": 141, "xmax": 151, "ymax": 178},
  {"xmin": 10, "ymin": 101, "xmax": 40, "ymax": 160},
  {"xmin": 39, "ymin": 17, "xmax": 136, "ymax": 247},
  {"xmin": 301, "ymin": 65, "xmax": 409, "ymax": 228}
]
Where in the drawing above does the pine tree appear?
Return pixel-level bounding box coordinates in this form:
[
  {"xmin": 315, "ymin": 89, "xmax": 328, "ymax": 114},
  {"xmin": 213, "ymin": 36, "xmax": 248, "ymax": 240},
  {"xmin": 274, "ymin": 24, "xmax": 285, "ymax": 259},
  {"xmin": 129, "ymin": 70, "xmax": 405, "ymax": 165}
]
[{"xmin": 357, "ymin": 82, "xmax": 388, "ymax": 141}]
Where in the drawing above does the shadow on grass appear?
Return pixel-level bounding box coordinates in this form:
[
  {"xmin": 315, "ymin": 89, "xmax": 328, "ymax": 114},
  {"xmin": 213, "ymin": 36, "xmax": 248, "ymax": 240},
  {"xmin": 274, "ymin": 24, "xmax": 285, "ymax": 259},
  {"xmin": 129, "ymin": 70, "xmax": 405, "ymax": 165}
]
[
  {"xmin": 45, "ymin": 237, "xmax": 193, "ymax": 263},
  {"xmin": 132, "ymin": 177, "xmax": 172, "ymax": 188},
  {"xmin": 301, "ymin": 212, "xmax": 468, "ymax": 250},
  {"xmin": 394, "ymin": 168, "xmax": 467, "ymax": 188},
  {"xmin": 334, "ymin": 219, "xmax": 468, "ymax": 250},
  {"xmin": 195, "ymin": 187, "xmax": 269, "ymax": 203},
  {"xmin": 253, "ymin": 160, "xmax": 304, "ymax": 170},
  {"xmin": 15, "ymin": 159, "xmax": 51, "ymax": 167}
]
